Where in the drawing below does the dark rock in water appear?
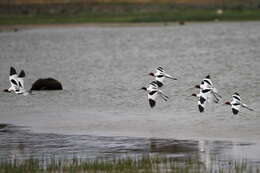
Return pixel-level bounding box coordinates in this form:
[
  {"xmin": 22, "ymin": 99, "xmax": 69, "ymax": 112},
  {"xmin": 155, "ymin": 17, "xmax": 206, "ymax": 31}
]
[
  {"xmin": 30, "ymin": 78, "xmax": 63, "ymax": 90},
  {"xmin": 0, "ymin": 124, "xmax": 9, "ymax": 132},
  {"xmin": 0, "ymin": 124, "xmax": 8, "ymax": 129}
]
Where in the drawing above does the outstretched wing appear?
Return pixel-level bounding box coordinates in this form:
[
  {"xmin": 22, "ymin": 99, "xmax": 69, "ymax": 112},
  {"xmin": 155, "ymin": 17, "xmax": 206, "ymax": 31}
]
[
  {"xmin": 18, "ymin": 70, "xmax": 26, "ymax": 78},
  {"xmin": 10, "ymin": 66, "xmax": 17, "ymax": 76},
  {"xmin": 158, "ymin": 90, "xmax": 168, "ymax": 101},
  {"xmin": 198, "ymin": 96, "xmax": 207, "ymax": 112},
  {"xmin": 241, "ymin": 103, "xmax": 254, "ymax": 111},
  {"xmin": 17, "ymin": 70, "xmax": 26, "ymax": 91},
  {"xmin": 149, "ymin": 99, "xmax": 156, "ymax": 108},
  {"xmin": 231, "ymin": 102, "xmax": 241, "ymax": 115},
  {"xmin": 164, "ymin": 73, "xmax": 177, "ymax": 80},
  {"xmin": 8, "ymin": 67, "xmax": 19, "ymax": 92}
]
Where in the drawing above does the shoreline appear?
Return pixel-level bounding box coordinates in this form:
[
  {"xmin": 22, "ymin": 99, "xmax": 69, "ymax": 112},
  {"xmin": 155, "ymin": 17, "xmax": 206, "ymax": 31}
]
[
  {"xmin": 1, "ymin": 9, "xmax": 260, "ymax": 27},
  {"xmin": 0, "ymin": 20, "xmax": 259, "ymax": 32}
]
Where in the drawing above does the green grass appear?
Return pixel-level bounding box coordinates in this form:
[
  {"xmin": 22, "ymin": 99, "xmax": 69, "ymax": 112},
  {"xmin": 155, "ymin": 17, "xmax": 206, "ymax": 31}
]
[
  {"xmin": 1, "ymin": 10, "xmax": 260, "ymax": 25},
  {"xmin": 0, "ymin": 155, "xmax": 259, "ymax": 173}
]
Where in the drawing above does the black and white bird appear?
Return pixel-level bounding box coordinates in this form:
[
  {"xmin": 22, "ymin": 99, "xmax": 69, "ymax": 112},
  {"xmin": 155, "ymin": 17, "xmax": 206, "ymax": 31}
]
[
  {"xmin": 3, "ymin": 67, "xmax": 28, "ymax": 95},
  {"xmin": 149, "ymin": 67, "xmax": 177, "ymax": 87},
  {"xmin": 224, "ymin": 92, "xmax": 254, "ymax": 115},
  {"xmin": 195, "ymin": 75, "xmax": 221, "ymax": 103},
  {"xmin": 191, "ymin": 90, "xmax": 208, "ymax": 112},
  {"xmin": 140, "ymin": 81, "xmax": 169, "ymax": 108}
]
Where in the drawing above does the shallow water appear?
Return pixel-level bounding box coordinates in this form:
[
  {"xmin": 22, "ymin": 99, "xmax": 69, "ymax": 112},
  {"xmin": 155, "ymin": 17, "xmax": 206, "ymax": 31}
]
[
  {"xmin": 1, "ymin": 124, "xmax": 260, "ymax": 170},
  {"xmin": 0, "ymin": 22, "xmax": 260, "ymax": 166}
]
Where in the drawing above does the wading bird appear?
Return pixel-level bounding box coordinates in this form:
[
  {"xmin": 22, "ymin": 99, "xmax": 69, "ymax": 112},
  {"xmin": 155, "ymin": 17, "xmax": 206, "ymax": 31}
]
[{"xmin": 3, "ymin": 67, "xmax": 28, "ymax": 95}]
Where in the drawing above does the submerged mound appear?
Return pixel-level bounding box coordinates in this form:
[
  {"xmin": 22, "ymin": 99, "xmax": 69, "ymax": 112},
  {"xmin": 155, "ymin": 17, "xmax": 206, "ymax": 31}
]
[{"xmin": 30, "ymin": 78, "xmax": 63, "ymax": 90}]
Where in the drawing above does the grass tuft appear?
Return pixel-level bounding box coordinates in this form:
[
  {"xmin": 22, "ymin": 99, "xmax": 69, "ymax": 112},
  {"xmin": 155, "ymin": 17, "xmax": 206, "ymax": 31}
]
[{"xmin": 0, "ymin": 155, "xmax": 259, "ymax": 173}]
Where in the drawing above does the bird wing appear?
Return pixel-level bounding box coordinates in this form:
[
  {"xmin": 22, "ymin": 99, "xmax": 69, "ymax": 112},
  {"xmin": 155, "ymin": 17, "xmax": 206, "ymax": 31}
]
[
  {"xmin": 17, "ymin": 70, "xmax": 26, "ymax": 92},
  {"xmin": 164, "ymin": 73, "xmax": 177, "ymax": 80},
  {"xmin": 148, "ymin": 91, "xmax": 158, "ymax": 108},
  {"xmin": 9, "ymin": 75, "xmax": 19, "ymax": 91},
  {"xmin": 155, "ymin": 75, "xmax": 165, "ymax": 84},
  {"xmin": 198, "ymin": 96, "xmax": 206, "ymax": 112},
  {"xmin": 241, "ymin": 103, "xmax": 254, "ymax": 111},
  {"xmin": 158, "ymin": 90, "xmax": 168, "ymax": 101},
  {"xmin": 231, "ymin": 102, "xmax": 241, "ymax": 113}
]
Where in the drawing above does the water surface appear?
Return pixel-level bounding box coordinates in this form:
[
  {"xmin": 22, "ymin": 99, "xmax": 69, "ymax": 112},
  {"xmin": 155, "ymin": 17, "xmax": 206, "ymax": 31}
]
[{"xmin": 0, "ymin": 22, "xmax": 260, "ymax": 167}]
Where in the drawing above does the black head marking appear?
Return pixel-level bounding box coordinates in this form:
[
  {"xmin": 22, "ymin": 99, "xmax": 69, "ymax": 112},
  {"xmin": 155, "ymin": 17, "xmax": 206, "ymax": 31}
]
[
  {"xmin": 3, "ymin": 89, "xmax": 10, "ymax": 92},
  {"xmin": 141, "ymin": 87, "xmax": 147, "ymax": 91},
  {"xmin": 10, "ymin": 67, "xmax": 17, "ymax": 76},
  {"xmin": 149, "ymin": 99, "xmax": 156, "ymax": 108},
  {"xmin": 205, "ymin": 75, "xmax": 210, "ymax": 79},
  {"xmin": 232, "ymin": 108, "xmax": 239, "ymax": 115},
  {"xmin": 18, "ymin": 70, "xmax": 26, "ymax": 78}
]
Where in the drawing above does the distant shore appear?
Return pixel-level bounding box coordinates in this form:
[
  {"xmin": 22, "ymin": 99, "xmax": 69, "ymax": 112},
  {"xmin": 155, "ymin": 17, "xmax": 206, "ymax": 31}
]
[{"xmin": 0, "ymin": 3, "xmax": 260, "ymax": 26}]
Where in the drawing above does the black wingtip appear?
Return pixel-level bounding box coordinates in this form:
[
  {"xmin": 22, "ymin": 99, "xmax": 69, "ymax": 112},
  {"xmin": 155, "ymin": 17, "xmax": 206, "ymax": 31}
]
[
  {"xmin": 149, "ymin": 99, "xmax": 156, "ymax": 108},
  {"xmin": 205, "ymin": 74, "xmax": 210, "ymax": 79},
  {"xmin": 18, "ymin": 70, "xmax": 26, "ymax": 78},
  {"xmin": 10, "ymin": 67, "xmax": 17, "ymax": 76},
  {"xmin": 198, "ymin": 105, "xmax": 204, "ymax": 112},
  {"xmin": 232, "ymin": 108, "xmax": 239, "ymax": 115},
  {"xmin": 199, "ymin": 97, "xmax": 206, "ymax": 104}
]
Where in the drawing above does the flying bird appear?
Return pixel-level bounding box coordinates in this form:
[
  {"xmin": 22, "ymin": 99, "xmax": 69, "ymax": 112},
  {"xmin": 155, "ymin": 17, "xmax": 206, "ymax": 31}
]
[
  {"xmin": 149, "ymin": 67, "xmax": 177, "ymax": 87},
  {"xmin": 140, "ymin": 81, "xmax": 169, "ymax": 108},
  {"xmin": 195, "ymin": 75, "xmax": 221, "ymax": 103},
  {"xmin": 191, "ymin": 90, "xmax": 208, "ymax": 113},
  {"xmin": 224, "ymin": 92, "xmax": 254, "ymax": 115}
]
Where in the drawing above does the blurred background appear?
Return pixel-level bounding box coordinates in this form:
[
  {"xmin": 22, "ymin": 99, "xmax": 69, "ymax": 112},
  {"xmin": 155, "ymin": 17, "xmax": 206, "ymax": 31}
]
[{"xmin": 0, "ymin": 0, "xmax": 260, "ymax": 25}]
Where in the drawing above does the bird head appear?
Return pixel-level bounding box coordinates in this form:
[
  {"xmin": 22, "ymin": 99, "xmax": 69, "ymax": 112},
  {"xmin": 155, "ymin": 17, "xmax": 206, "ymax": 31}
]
[
  {"xmin": 224, "ymin": 101, "xmax": 231, "ymax": 105},
  {"xmin": 3, "ymin": 89, "xmax": 10, "ymax": 93},
  {"xmin": 195, "ymin": 85, "xmax": 200, "ymax": 89},
  {"xmin": 191, "ymin": 93, "xmax": 197, "ymax": 97},
  {"xmin": 149, "ymin": 73, "xmax": 155, "ymax": 77},
  {"xmin": 139, "ymin": 87, "xmax": 147, "ymax": 91}
]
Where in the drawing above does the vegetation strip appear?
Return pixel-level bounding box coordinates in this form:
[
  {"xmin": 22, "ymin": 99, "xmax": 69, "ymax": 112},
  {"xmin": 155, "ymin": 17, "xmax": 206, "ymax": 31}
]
[
  {"xmin": 1, "ymin": 10, "xmax": 260, "ymax": 25},
  {"xmin": 0, "ymin": 155, "xmax": 259, "ymax": 173}
]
